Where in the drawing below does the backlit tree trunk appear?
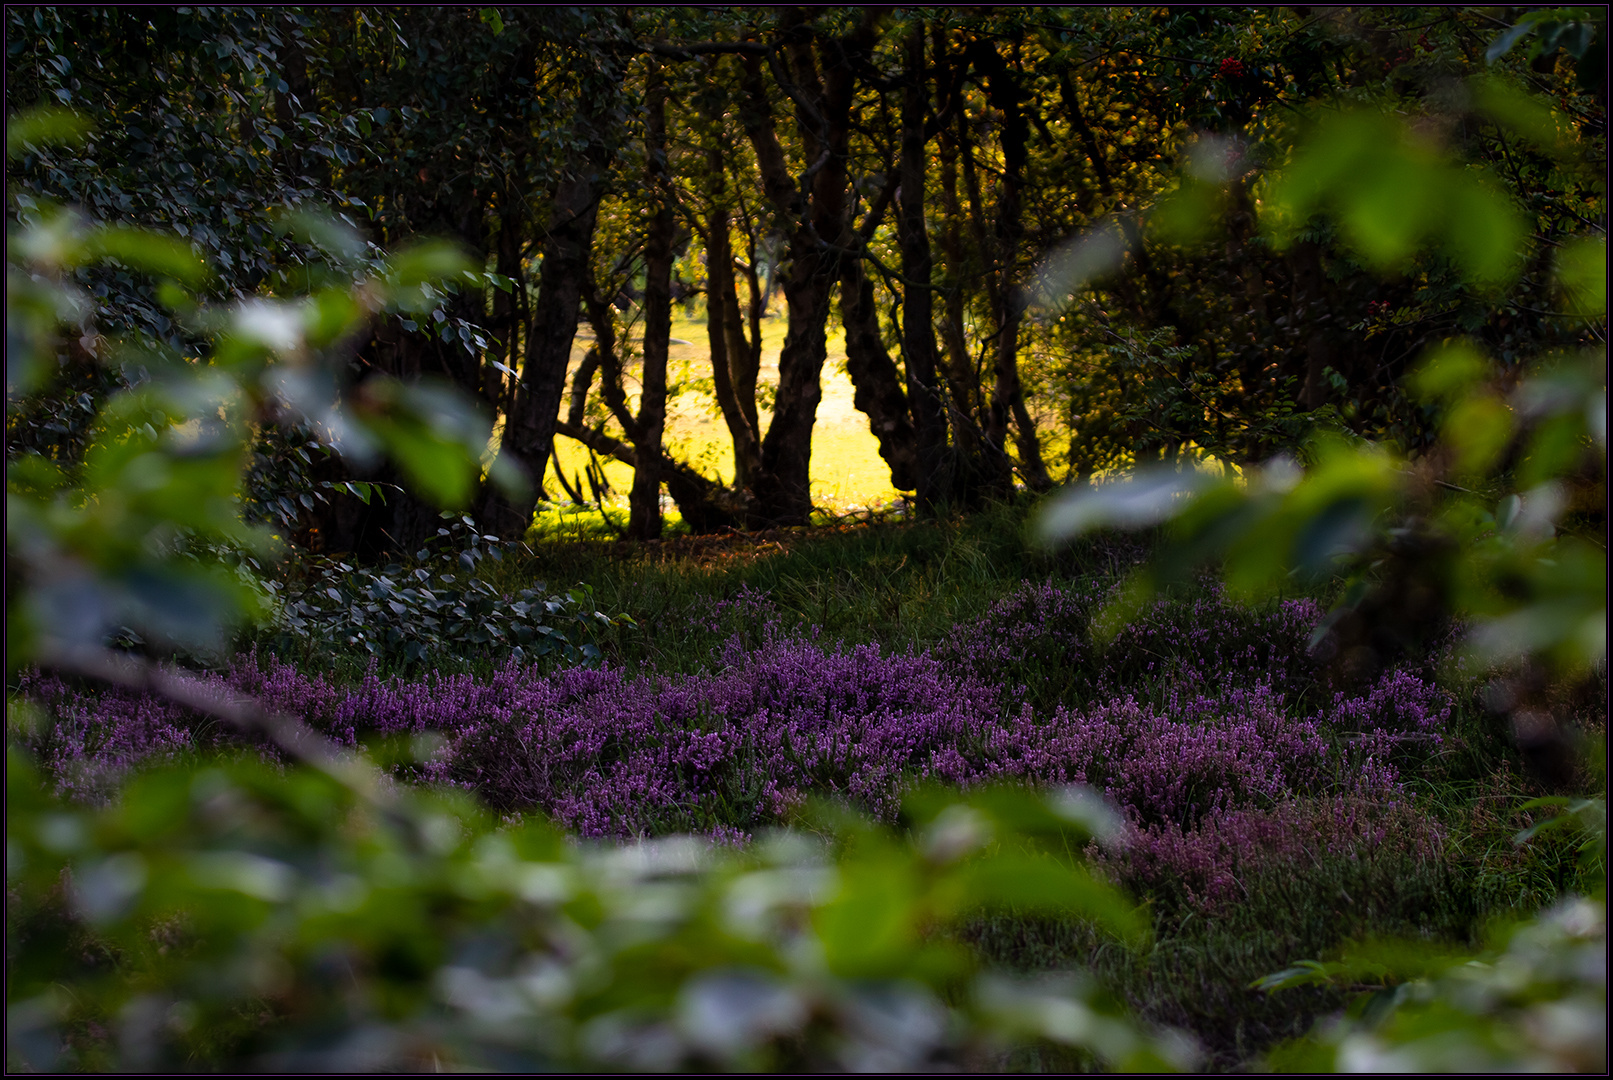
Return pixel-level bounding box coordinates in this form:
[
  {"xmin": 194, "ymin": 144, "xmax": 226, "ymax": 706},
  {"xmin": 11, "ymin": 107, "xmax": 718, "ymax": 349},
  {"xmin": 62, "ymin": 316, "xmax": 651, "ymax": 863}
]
[
  {"xmin": 480, "ymin": 60, "xmax": 620, "ymax": 540},
  {"xmin": 899, "ymin": 21, "xmax": 951, "ymax": 510},
  {"xmin": 736, "ymin": 12, "xmax": 871, "ymax": 525},
  {"xmin": 629, "ymin": 65, "xmax": 673, "ymax": 540}
]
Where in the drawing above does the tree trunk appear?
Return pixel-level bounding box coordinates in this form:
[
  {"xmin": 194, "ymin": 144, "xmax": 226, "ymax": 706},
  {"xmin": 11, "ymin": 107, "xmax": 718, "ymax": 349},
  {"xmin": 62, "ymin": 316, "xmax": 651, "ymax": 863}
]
[
  {"xmin": 480, "ymin": 76, "xmax": 617, "ymax": 539},
  {"xmin": 979, "ymin": 43, "xmax": 1052, "ymax": 492},
  {"xmin": 556, "ymin": 421, "xmax": 747, "ymax": 533},
  {"xmin": 934, "ymin": 100, "xmax": 987, "ymax": 489},
  {"xmin": 1290, "ymin": 240, "xmax": 1337, "ymax": 412},
  {"xmin": 899, "ymin": 21, "xmax": 950, "ymax": 510},
  {"xmin": 839, "ymin": 250, "xmax": 920, "ymax": 492},
  {"xmin": 733, "ymin": 203, "xmax": 766, "ymax": 436},
  {"xmin": 737, "ymin": 21, "xmax": 863, "ymax": 526},
  {"xmin": 704, "ymin": 204, "xmax": 764, "ymax": 491},
  {"xmin": 629, "ymin": 65, "xmax": 673, "ymax": 541},
  {"xmin": 697, "ymin": 94, "xmax": 763, "ymax": 492},
  {"xmin": 956, "ymin": 108, "xmax": 1015, "ymax": 495}
]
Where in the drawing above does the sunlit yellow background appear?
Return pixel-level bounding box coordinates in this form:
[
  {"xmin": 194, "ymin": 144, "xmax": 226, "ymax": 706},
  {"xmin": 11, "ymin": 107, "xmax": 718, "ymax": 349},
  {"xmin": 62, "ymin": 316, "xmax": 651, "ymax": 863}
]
[{"xmin": 546, "ymin": 306, "xmax": 904, "ymax": 517}]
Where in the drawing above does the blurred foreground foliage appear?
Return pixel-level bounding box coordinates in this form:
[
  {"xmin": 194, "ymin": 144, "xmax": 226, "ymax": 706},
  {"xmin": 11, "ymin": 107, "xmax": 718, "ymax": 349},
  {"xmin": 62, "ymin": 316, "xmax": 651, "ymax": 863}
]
[
  {"xmin": 1037, "ymin": 41, "xmax": 1606, "ymax": 1074},
  {"xmin": 6, "ymin": 749, "xmax": 1193, "ymax": 1072},
  {"xmin": 4, "ymin": 106, "xmax": 1189, "ymax": 1071}
]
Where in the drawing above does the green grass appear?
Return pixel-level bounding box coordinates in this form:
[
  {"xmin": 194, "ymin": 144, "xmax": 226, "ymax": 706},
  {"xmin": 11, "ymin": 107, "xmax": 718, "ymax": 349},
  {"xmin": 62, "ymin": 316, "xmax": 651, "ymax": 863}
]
[{"xmin": 225, "ymin": 499, "xmax": 1605, "ymax": 1070}]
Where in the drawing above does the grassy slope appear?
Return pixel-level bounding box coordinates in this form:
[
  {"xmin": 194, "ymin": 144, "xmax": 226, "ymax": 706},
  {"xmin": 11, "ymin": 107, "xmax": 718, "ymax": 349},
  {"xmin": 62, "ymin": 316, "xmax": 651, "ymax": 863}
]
[
  {"xmin": 441, "ymin": 508, "xmax": 1599, "ymax": 1069},
  {"xmin": 97, "ymin": 505, "xmax": 1609, "ymax": 1069}
]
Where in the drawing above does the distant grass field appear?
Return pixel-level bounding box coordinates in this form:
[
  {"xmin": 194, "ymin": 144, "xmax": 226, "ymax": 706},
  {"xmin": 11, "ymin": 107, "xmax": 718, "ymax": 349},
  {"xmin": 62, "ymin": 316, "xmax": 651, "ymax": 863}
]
[{"xmin": 546, "ymin": 302, "xmax": 903, "ymax": 520}]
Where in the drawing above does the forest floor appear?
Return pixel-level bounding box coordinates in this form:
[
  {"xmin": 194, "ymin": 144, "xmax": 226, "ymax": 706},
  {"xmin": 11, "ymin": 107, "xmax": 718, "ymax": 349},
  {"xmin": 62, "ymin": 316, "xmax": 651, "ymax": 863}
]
[{"xmin": 19, "ymin": 504, "xmax": 1605, "ymax": 1069}]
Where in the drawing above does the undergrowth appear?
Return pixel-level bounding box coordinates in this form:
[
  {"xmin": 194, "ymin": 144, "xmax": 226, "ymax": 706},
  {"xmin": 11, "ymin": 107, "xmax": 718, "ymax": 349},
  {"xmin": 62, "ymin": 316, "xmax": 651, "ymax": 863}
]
[{"xmin": 18, "ymin": 498, "xmax": 1604, "ymax": 1071}]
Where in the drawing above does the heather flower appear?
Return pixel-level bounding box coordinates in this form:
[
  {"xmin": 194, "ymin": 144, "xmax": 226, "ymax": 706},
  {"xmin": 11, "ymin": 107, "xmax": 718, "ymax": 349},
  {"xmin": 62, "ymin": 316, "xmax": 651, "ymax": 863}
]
[
  {"xmin": 13, "ymin": 587, "xmax": 1431, "ymax": 839},
  {"xmin": 938, "ymin": 580, "xmax": 1328, "ymax": 711},
  {"xmin": 1103, "ymin": 797, "xmax": 1448, "ymax": 915},
  {"xmin": 10, "ymin": 669, "xmax": 228, "ymax": 803}
]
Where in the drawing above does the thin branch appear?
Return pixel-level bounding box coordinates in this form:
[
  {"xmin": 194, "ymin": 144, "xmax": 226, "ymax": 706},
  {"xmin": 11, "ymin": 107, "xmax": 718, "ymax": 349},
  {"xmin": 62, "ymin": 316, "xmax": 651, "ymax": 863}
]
[
  {"xmin": 38, "ymin": 644, "xmax": 383, "ymax": 799},
  {"xmin": 637, "ymin": 38, "xmax": 771, "ymax": 60}
]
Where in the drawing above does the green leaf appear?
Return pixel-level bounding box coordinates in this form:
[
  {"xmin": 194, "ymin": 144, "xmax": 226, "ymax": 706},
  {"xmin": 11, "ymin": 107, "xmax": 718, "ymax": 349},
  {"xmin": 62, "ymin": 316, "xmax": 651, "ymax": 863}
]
[
  {"xmin": 1472, "ymin": 76, "xmax": 1574, "ymax": 155},
  {"xmin": 1264, "ymin": 109, "xmax": 1526, "ymax": 287},
  {"xmin": 6, "ymin": 105, "xmax": 93, "ymax": 159},
  {"xmin": 1408, "ymin": 342, "xmax": 1493, "ymax": 404},
  {"xmin": 1486, "ymin": 18, "xmax": 1541, "ymax": 63},
  {"xmin": 273, "ymin": 207, "xmax": 370, "ymax": 263},
  {"xmin": 1149, "ymin": 180, "xmax": 1224, "ymax": 248},
  {"xmin": 356, "ymin": 378, "xmax": 492, "ymax": 510},
  {"xmin": 1034, "ymin": 466, "xmax": 1217, "ymax": 546},
  {"xmin": 1556, "ymin": 236, "xmax": 1607, "ymax": 318},
  {"xmin": 86, "ymin": 225, "xmax": 210, "ymax": 287},
  {"xmin": 385, "ymin": 241, "xmax": 475, "ymax": 291}
]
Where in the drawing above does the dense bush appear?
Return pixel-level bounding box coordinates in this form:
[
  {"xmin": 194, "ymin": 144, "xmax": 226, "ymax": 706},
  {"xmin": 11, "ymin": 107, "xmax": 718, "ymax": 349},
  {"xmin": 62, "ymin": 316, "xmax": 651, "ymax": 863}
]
[{"xmin": 265, "ymin": 515, "xmax": 626, "ymax": 671}]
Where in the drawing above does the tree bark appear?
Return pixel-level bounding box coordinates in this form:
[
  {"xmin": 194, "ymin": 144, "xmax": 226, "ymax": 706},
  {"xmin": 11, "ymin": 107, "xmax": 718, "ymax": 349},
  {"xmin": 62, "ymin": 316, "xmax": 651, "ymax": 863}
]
[
  {"xmin": 956, "ymin": 107, "xmax": 1014, "ymax": 495},
  {"xmin": 479, "ymin": 63, "xmax": 619, "ymax": 539},
  {"xmin": 629, "ymin": 64, "xmax": 673, "ymax": 540},
  {"xmin": 1289, "ymin": 240, "xmax": 1337, "ymax": 412},
  {"xmin": 839, "ymin": 250, "xmax": 920, "ymax": 492},
  {"xmin": 555, "ymin": 421, "xmax": 748, "ymax": 532},
  {"xmin": 898, "ymin": 21, "xmax": 950, "ymax": 510},
  {"xmin": 978, "ymin": 42, "xmax": 1052, "ymax": 492},
  {"xmin": 734, "ymin": 13, "xmax": 871, "ymax": 525},
  {"xmin": 697, "ymin": 92, "xmax": 764, "ymax": 492}
]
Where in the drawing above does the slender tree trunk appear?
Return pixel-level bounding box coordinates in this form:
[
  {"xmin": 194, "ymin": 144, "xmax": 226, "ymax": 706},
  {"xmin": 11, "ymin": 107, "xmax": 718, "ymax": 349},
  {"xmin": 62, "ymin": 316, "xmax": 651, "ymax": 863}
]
[
  {"xmin": 487, "ymin": 201, "xmax": 523, "ymax": 413},
  {"xmin": 1290, "ymin": 240, "xmax": 1337, "ymax": 412},
  {"xmin": 934, "ymin": 109, "xmax": 981, "ymax": 450},
  {"xmin": 629, "ymin": 65, "xmax": 673, "ymax": 540},
  {"xmin": 480, "ymin": 73, "xmax": 618, "ymax": 539},
  {"xmin": 839, "ymin": 249, "xmax": 920, "ymax": 492},
  {"xmin": 899, "ymin": 21, "xmax": 950, "ymax": 510},
  {"xmin": 737, "ymin": 23, "xmax": 862, "ymax": 526},
  {"xmin": 980, "ymin": 45, "xmax": 1052, "ymax": 491},
  {"xmin": 836, "ymin": 170, "xmax": 921, "ymax": 494},
  {"xmin": 698, "ymin": 110, "xmax": 762, "ymax": 491},
  {"xmin": 555, "ymin": 420, "xmax": 747, "ymax": 533},
  {"xmin": 733, "ymin": 199, "xmax": 766, "ymax": 435},
  {"xmin": 956, "ymin": 111, "xmax": 1014, "ymax": 494}
]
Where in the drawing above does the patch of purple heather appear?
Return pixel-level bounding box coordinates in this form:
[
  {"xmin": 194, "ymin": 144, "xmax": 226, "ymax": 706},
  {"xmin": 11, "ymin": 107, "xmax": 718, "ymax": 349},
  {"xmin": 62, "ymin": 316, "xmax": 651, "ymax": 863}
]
[
  {"xmin": 1100, "ymin": 591, "xmax": 1328, "ymax": 697},
  {"xmin": 1329, "ymin": 665, "xmax": 1453, "ymax": 742},
  {"xmin": 1102, "ymin": 796, "xmax": 1447, "ymax": 914},
  {"xmin": 938, "ymin": 580, "xmax": 1329, "ymax": 707},
  {"xmin": 10, "ymin": 585, "xmax": 1444, "ymax": 846},
  {"xmin": 10, "ymin": 669, "xmax": 222, "ymax": 803}
]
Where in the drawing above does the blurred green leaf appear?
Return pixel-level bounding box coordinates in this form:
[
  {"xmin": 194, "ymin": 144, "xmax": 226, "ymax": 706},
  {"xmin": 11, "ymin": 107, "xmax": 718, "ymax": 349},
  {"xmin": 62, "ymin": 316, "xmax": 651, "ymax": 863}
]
[
  {"xmin": 85, "ymin": 225, "xmax": 210, "ymax": 288},
  {"xmin": 1149, "ymin": 180, "xmax": 1224, "ymax": 248},
  {"xmin": 1034, "ymin": 466, "xmax": 1216, "ymax": 546},
  {"xmin": 385, "ymin": 241, "xmax": 474, "ymax": 291},
  {"xmin": 273, "ymin": 207, "xmax": 370, "ymax": 264},
  {"xmin": 1409, "ymin": 341, "xmax": 1493, "ymax": 404},
  {"xmin": 1472, "ymin": 75, "xmax": 1575, "ymax": 155},
  {"xmin": 1555, "ymin": 236, "xmax": 1607, "ymax": 319},
  {"xmin": 1265, "ymin": 109, "xmax": 1527, "ymax": 287},
  {"xmin": 6, "ymin": 106, "xmax": 94, "ymax": 159},
  {"xmin": 356, "ymin": 378, "xmax": 495, "ymax": 510}
]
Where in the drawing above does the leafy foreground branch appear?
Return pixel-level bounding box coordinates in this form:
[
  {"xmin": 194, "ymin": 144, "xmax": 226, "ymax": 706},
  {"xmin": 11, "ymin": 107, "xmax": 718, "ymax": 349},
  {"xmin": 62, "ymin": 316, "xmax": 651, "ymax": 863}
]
[
  {"xmin": 6, "ymin": 751, "xmax": 1195, "ymax": 1072},
  {"xmin": 1034, "ymin": 66, "xmax": 1607, "ymax": 1073}
]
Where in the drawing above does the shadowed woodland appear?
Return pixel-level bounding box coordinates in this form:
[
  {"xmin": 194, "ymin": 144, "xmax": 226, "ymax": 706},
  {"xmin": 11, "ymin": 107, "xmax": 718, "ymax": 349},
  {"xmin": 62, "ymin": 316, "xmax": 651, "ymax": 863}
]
[
  {"xmin": 11, "ymin": 8, "xmax": 1603, "ymax": 544},
  {"xmin": 5, "ymin": 6, "xmax": 1607, "ymax": 1073}
]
